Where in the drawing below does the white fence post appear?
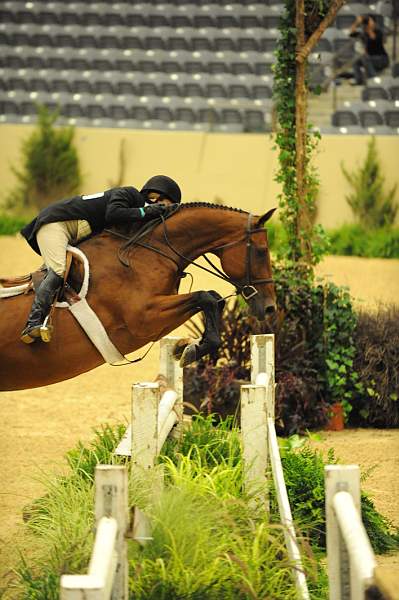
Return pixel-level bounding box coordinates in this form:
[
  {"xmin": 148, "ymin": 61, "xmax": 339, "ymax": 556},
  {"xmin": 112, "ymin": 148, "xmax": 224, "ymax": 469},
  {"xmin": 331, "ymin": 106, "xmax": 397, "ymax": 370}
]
[
  {"xmin": 131, "ymin": 382, "xmax": 160, "ymax": 470},
  {"xmin": 325, "ymin": 465, "xmax": 376, "ymax": 600},
  {"xmin": 60, "ymin": 465, "xmax": 129, "ymax": 600},
  {"xmin": 240, "ymin": 384, "xmax": 268, "ymax": 507},
  {"xmin": 94, "ymin": 465, "xmax": 129, "ymax": 600},
  {"xmin": 251, "ymin": 334, "xmax": 275, "ymax": 384},
  {"xmin": 160, "ymin": 336, "xmax": 183, "ymax": 422}
]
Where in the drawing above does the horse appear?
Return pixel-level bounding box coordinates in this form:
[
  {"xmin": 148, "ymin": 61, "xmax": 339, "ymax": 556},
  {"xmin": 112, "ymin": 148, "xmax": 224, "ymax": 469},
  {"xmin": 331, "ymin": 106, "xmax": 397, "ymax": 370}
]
[{"xmin": 0, "ymin": 203, "xmax": 276, "ymax": 391}]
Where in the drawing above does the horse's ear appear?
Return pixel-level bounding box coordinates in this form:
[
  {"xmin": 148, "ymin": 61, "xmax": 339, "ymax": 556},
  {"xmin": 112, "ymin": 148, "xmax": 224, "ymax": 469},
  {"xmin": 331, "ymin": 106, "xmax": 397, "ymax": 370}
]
[{"xmin": 256, "ymin": 208, "xmax": 277, "ymax": 228}]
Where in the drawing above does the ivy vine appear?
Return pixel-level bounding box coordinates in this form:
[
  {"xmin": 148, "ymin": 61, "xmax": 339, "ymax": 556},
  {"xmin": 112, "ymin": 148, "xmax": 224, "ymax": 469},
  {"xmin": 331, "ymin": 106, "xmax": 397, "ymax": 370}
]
[
  {"xmin": 272, "ymin": 0, "xmax": 361, "ymax": 419},
  {"xmin": 273, "ymin": 0, "xmax": 330, "ymax": 270}
]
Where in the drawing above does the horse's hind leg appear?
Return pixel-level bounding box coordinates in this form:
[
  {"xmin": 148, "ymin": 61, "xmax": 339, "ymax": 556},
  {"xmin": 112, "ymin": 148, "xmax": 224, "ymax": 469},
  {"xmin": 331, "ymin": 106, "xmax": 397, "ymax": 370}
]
[{"xmin": 178, "ymin": 290, "xmax": 225, "ymax": 367}]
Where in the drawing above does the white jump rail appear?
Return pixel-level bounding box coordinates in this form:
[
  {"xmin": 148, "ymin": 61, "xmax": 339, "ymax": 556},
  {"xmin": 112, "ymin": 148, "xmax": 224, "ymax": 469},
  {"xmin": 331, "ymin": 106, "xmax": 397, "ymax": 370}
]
[
  {"xmin": 241, "ymin": 334, "xmax": 310, "ymax": 600},
  {"xmin": 60, "ymin": 465, "xmax": 129, "ymax": 600},
  {"xmin": 325, "ymin": 465, "xmax": 377, "ymax": 600}
]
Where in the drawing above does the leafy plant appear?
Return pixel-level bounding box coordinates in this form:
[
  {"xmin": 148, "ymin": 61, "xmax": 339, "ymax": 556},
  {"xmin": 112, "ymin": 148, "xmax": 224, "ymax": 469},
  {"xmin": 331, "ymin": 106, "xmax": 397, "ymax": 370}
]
[
  {"xmin": 8, "ymin": 421, "xmax": 399, "ymax": 599},
  {"xmin": 341, "ymin": 137, "xmax": 398, "ymax": 229},
  {"xmin": 0, "ymin": 213, "xmax": 29, "ymax": 235},
  {"xmin": 350, "ymin": 305, "xmax": 399, "ymax": 427},
  {"xmin": 184, "ymin": 267, "xmax": 362, "ymax": 434},
  {"xmin": 273, "ymin": 0, "xmax": 330, "ymax": 269},
  {"xmin": 327, "ymin": 224, "xmax": 399, "ymax": 258},
  {"xmin": 5, "ymin": 104, "xmax": 82, "ymax": 213},
  {"xmin": 322, "ymin": 282, "xmax": 361, "ymax": 421}
]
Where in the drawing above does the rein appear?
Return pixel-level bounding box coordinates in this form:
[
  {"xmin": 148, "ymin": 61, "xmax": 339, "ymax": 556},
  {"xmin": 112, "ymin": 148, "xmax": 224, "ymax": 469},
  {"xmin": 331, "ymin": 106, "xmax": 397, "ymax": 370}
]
[{"xmin": 105, "ymin": 210, "xmax": 273, "ymax": 301}]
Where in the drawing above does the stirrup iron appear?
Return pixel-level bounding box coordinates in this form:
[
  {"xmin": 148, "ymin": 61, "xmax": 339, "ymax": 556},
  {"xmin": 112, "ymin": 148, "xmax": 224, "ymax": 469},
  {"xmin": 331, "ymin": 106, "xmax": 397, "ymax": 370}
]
[{"xmin": 40, "ymin": 315, "xmax": 53, "ymax": 343}]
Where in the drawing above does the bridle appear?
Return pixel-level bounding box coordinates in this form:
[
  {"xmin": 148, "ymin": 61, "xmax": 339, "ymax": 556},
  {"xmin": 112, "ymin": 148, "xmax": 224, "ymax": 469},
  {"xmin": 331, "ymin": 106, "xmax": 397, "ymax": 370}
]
[
  {"xmin": 199, "ymin": 212, "xmax": 274, "ymax": 300},
  {"xmin": 106, "ymin": 211, "xmax": 274, "ymax": 301}
]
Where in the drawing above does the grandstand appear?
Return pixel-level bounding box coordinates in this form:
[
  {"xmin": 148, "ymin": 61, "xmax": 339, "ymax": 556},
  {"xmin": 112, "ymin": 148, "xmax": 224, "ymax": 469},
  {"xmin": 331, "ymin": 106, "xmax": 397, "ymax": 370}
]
[{"xmin": 0, "ymin": 0, "xmax": 398, "ymax": 134}]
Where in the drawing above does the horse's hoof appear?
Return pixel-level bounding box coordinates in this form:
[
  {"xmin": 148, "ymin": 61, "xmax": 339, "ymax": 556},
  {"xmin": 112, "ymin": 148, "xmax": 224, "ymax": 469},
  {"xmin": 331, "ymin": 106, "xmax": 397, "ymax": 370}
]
[
  {"xmin": 173, "ymin": 338, "xmax": 201, "ymax": 362},
  {"xmin": 172, "ymin": 338, "xmax": 190, "ymax": 361},
  {"xmin": 179, "ymin": 343, "xmax": 199, "ymax": 367}
]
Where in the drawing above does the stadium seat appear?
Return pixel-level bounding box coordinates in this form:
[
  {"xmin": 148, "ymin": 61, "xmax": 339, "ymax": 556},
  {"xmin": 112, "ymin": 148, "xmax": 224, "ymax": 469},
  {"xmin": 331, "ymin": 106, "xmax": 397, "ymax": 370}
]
[
  {"xmin": 53, "ymin": 33, "xmax": 77, "ymax": 48},
  {"xmin": 384, "ymin": 110, "xmax": 399, "ymax": 128},
  {"xmin": 331, "ymin": 110, "xmax": 359, "ymax": 127},
  {"xmin": 136, "ymin": 80, "xmax": 158, "ymax": 96},
  {"xmin": 237, "ymin": 37, "xmax": 260, "ymax": 52},
  {"xmin": 244, "ymin": 109, "xmax": 269, "ymax": 132},
  {"xmin": 52, "ymin": 79, "xmax": 73, "ymax": 93},
  {"xmin": 98, "ymin": 34, "xmax": 121, "ymax": 49},
  {"xmin": 228, "ymin": 84, "xmax": 252, "ymax": 100},
  {"xmin": 93, "ymin": 80, "xmax": 115, "ymax": 95},
  {"xmin": 252, "ymin": 84, "xmax": 273, "ymax": 100},
  {"xmin": 7, "ymin": 76, "xmax": 28, "ymax": 92},
  {"xmin": 62, "ymin": 103, "xmax": 86, "ymax": 119},
  {"xmin": 197, "ymin": 107, "xmax": 220, "ymax": 128},
  {"xmin": 239, "ymin": 14, "xmax": 264, "ymax": 28},
  {"xmin": 168, "ymin": 36, "xmax": 191, "ymax": 52},
  {"xmin": 114, "ymin": 81, "xmax": 136, "ymax": 95},
  {"xmin": 358, "ymin": 109, "xmax": 384, "ymax": 127},
  {"xmin": 131, "ymin": 105, "xmax": 152, "ymax": 121},
  {"xmin": 182, "ymin": 82, "xmax": 204, "ymax": 98},
  {"xmin": 174, "ymin": 107, "xmax": 196, "ymax": 124},
  {"xmin": 108, "ymin": 104, "xmax": 129, "ymax": 121},
  {"xmin": 214, "ymin": 37, "xmax": 237, "ymax": 52},
  {"xmin": 389, "ymin": 85, "xmax": 399, "ymax": 101},
  {"xmin": 152, "ymin": 106, "xmax": 174, "ymax": 123},
  {"xmin": 73, "ymin": 79, "xmax": 94, "ymax": 94},
  {"xmin": 217, "ymin": 108, "xmax": 244, "ymax": 132},
  {"xmin": 206, "ymin": 83, "xmax": 228, "ymax": 99},
  {"xmin": 362, "ymin": 85, "xmax": 391, "ymax": 101},
  {"xmin": 121, "ymin": 34, "xmax": 145, "ymax": 50},
  {"xmin": 160, "ymin": 82, "xmax": 181, "ymax": 97}
]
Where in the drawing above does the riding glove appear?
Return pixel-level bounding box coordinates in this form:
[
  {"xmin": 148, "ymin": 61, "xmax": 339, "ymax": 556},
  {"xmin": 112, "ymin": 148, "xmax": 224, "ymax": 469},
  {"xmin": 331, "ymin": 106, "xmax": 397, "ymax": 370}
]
[{"xmin": 143, "ymin": 204, "xmax": 169, "ymax": 218}]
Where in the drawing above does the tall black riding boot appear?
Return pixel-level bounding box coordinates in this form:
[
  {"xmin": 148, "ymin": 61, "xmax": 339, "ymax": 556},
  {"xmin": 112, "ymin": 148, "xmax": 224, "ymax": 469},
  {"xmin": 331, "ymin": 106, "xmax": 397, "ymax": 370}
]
[{"xmin": 20, "ymin": 269, "xmax": 64, "ymax": 344}]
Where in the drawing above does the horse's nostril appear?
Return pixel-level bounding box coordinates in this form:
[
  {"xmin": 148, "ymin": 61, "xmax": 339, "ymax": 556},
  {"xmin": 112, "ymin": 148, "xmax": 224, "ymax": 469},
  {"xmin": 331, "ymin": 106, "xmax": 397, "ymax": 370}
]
[{"xmin": 265, "ymin": 304, "xmax": 276, "ymax": 315}]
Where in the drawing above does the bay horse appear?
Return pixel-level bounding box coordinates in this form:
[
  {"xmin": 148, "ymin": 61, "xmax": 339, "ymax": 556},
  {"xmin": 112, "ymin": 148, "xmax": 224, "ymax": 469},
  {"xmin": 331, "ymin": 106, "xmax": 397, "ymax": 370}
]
[{"xmin": 0, "ymin": 203, "xmax": 276, "ymax": 391}]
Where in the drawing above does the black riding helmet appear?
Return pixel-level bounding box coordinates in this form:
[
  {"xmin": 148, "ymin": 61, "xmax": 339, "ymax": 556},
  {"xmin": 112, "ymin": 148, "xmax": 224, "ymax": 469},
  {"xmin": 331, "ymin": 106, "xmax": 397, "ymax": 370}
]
[{"xmin": 141, "ymin": 175, "xmax": 181, "ymax": 204}]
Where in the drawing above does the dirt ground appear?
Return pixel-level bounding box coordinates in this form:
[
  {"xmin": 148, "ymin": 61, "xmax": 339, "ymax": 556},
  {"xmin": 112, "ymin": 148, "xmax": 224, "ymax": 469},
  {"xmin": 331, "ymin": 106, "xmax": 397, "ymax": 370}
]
[{"xmin": 0, "ymin": 236, "xmax": 398, "ymax": 589}]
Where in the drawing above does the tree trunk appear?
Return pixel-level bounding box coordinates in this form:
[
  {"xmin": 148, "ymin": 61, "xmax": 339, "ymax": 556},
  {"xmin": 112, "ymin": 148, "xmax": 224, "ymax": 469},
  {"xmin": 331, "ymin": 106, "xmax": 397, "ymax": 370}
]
[{"xmin": 295, "ymin": 0, "xmax": 311, "ymax": 263}]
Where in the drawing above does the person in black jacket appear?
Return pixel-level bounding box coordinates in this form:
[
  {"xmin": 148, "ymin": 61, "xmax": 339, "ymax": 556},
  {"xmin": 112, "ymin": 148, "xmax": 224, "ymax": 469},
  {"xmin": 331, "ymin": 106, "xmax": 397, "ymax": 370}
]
[
  {"xmin": 350, "ymin": 14, "xmax": 389, "ymax": 84},
  {"xmin": 20, "ymin": 175, "xmax": 182, "ymax": 344}
]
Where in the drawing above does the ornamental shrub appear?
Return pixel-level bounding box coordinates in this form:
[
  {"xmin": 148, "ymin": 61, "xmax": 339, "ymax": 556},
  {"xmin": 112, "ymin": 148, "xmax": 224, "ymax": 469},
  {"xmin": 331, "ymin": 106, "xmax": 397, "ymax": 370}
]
[
  {"xmin": 184, "ymin": 264, "xmax": 360, "ymax": 434},
  {"xmin": 350, "ymin": 305, "xmax": 399, "ymax": 427},
  {"xmin": 328, "ymin": 224, "xmax": 399, "ymax": 258},
  {"xmin": 4, "ymin": 104, "xmax": 82, "ymax": 213},
  {"xmin": 0, "ymin": 213, "xmax": 29, "ymax": 235},
  {"xmin": 341, "ymin": 137, "xmax": 398, "ymax": 229}
]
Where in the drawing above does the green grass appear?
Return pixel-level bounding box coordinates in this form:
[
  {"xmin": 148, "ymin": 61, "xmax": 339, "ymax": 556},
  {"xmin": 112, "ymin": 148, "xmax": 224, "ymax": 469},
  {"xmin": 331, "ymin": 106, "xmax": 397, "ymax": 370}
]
[
  {"xmin": 5, "ymin": 417, "xmax": 398, "ymax": 599},
  {"xmin": 267, "ymin": 221, "xmax": 399, "ymax": 258},
  {"xmin": 0, "ymin": 213, "xmax": 29, "ymax": 235}
]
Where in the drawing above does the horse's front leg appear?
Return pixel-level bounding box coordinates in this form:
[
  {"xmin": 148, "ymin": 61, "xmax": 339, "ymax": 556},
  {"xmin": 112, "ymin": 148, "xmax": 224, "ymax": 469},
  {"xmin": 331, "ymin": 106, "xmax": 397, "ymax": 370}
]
[
  {"xmin": 134, "ymin": 290, "xmax": 225, "ymax": 367},
  {"xmin": 172, "ymin": 290, "xmax": 225, "ymax": 367}
]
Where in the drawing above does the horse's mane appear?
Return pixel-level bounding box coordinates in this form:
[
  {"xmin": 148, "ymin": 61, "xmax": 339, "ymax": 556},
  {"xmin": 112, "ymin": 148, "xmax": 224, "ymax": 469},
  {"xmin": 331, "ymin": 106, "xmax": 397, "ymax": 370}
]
[
  {"xmin": 179, "ymin": 202, "xmax": 248, "ymax": 215},
  {"xmin": 102, "ymin": 202, "xmax": 249, "ymax": 241}
]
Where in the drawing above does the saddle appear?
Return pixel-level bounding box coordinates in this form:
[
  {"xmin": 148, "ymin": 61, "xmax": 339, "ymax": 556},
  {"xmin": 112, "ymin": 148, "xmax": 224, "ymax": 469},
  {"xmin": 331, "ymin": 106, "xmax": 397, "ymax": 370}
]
[{"xmin": 0, "ymin": 250, "xmax": 84, "ymax": 302}]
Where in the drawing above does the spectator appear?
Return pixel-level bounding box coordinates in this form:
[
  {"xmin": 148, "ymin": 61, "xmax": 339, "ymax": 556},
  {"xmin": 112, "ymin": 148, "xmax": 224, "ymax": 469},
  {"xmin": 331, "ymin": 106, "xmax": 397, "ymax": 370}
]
[{"xmin": 350, "ymin": 14, "xmax": 389, "ymax": 85}]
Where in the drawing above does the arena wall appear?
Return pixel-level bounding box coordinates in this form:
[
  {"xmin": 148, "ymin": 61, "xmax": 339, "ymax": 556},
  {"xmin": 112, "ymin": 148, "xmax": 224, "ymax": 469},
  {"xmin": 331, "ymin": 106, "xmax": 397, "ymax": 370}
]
[{"xmin": 0, "ymin": 124, "xmax": 398, "ymax": 228}]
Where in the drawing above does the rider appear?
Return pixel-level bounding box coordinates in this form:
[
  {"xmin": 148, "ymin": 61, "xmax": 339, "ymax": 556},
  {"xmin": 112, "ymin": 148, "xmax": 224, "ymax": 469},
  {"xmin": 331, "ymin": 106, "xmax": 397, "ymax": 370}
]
[{"xmin": 20, "ymin": 175, "xmax": 182, "ymax": 344}]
